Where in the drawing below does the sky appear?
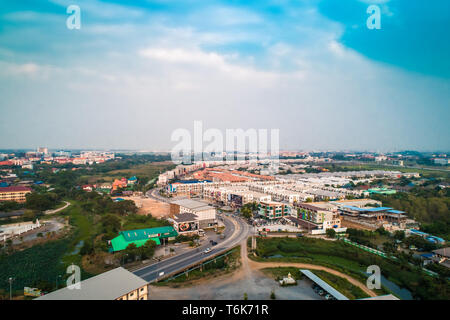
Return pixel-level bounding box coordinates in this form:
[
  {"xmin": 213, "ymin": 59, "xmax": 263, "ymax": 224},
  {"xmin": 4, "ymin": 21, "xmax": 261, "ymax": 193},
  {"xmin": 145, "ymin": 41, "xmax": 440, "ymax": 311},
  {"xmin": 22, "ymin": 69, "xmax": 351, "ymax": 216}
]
[{"xmin": 0, "ymin": 0, "xmax": 449, "ymax": 152}]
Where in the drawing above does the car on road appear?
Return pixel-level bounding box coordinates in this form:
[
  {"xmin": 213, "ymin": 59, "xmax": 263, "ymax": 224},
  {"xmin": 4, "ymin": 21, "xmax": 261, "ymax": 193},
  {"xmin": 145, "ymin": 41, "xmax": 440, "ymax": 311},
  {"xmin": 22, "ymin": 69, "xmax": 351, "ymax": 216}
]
[{"xmin": 203, "ymin": 247, "xmax": 212, "ymax": 254}]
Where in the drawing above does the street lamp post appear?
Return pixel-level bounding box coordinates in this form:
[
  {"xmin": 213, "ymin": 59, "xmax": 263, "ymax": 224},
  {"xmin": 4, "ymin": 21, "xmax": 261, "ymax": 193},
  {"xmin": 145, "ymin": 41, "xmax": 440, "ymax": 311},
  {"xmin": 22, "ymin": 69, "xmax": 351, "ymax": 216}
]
[
  {"xmin": 8, "ymin": 277, "xmax": 14, "ymax": 300},
  {"xmin": 55, "ymin": 275, "xmax": 62, "ymax": 290},
  {"xmin": 122, "ymin": 253, "xmax": 128, "ymax": 266}
]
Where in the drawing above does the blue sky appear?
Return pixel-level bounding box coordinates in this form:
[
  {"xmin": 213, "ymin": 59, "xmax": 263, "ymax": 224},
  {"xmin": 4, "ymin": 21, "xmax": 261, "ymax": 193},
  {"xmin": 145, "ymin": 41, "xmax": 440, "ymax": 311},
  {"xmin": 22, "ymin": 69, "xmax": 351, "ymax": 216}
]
[{"xmin": 0, "ymin": 0, "xmax": 449, "ymax": 151}]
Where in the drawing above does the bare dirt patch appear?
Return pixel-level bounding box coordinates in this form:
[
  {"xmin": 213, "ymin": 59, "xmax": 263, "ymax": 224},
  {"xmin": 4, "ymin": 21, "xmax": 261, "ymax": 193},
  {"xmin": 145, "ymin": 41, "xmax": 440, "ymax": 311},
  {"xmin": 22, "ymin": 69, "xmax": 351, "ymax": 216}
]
[{"xmin": 123, "ymin": 196, "xmax": 170, "ymax": 218}]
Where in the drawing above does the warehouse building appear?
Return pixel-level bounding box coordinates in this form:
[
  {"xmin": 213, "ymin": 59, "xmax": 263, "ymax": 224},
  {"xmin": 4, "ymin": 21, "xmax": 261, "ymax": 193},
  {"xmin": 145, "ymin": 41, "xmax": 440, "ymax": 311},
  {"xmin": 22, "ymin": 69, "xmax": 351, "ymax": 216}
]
[
  {"xmin": 109, "ymin": 226, "xmax": 178, "ymax": 252},
  {"xmin": 36, "ymin": 267, "xmax": 149, "ymax": 300}
]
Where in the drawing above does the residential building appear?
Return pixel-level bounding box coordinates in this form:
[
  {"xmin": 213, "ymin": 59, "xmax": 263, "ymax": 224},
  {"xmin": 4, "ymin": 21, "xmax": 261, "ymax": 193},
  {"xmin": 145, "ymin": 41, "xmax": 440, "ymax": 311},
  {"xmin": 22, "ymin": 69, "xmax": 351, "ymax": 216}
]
[{"xmin": 0, "ymin": 186, "xmax": 32, "ymax": 202}]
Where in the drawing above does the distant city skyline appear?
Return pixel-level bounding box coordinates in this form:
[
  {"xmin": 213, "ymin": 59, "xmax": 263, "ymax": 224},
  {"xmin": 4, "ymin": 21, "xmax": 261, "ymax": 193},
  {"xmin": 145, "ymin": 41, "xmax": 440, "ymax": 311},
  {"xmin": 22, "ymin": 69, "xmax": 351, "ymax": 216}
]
[
  {"xmin": 0, "ymin": 147, "xmax": 449, "ymax": 154},
  {"xmin": 0, "ymin": 1, "xmax": 449, "ymax": 151}
]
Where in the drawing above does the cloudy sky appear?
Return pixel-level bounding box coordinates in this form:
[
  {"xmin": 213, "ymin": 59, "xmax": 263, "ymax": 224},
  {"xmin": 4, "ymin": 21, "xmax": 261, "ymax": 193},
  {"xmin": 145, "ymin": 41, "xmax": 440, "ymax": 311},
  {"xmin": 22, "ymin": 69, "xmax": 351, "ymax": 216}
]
[{"xmin": 0, "ymin": 0, "xmax": 449, "ymax": 152}]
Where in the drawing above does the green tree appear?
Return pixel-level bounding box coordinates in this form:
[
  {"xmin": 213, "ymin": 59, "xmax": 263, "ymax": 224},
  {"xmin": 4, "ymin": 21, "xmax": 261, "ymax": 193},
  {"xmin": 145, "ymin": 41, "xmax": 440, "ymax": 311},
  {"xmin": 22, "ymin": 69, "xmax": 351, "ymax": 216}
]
[
  {"xmin": 393, "ymin": 230, "xmax": 405, "ymax": 241},
  {"xmin": 326, "ymin": 228, "xmax": 336, "ymax": 238},
  {"xmin": 270, "ymin": 290, "xmax": 276, "ymax": 300},
  {"xmin": 139, "ymin": 240, "xmax": 157, "ymax": 259},
  {"xmin": 100, "ymin": 214, "xmax": 121, "ymax": 233}
]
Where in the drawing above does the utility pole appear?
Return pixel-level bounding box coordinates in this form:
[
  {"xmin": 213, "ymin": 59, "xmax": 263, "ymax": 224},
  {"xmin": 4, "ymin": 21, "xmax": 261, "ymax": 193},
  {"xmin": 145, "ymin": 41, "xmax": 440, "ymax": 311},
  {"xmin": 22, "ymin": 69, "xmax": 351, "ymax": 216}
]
[
  {"xmin": 55, "ymin": 275, "xmax": 62, "ymax": 290},
  {"xmin": 8, "ymin": 277, "xmax": 14, "ymax": 300}
]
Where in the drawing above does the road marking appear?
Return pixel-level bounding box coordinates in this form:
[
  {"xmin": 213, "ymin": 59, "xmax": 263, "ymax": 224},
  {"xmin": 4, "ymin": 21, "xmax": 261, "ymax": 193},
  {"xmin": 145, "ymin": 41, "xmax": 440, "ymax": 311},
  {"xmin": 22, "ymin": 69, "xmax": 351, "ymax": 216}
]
[{"xmin": 136, "ymin": 216, "xmax": 248, "ymax": 280}]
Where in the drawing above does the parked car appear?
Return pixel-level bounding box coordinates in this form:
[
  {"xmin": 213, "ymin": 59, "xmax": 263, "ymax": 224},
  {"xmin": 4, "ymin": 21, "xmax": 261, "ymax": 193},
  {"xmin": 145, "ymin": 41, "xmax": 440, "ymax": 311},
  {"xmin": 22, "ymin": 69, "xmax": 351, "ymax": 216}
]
[
  {"xmin": 318, "ymin": 290, "xmax": 325, "ymax": 296},
  {"xmin": 324, "ymin": 294, "xmax": 332, "ymax": 300}
]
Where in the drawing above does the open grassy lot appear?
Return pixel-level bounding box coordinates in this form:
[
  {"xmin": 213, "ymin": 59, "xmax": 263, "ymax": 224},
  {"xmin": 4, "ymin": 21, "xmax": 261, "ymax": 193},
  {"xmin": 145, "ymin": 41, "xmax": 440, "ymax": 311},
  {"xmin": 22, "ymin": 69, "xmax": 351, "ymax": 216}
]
[
  {"xmin": 312, "ymin": 270, "xmax": 370, "ymax": 300},
  {"xmin": 81, "ymin": 161, "xmax": 174, "ymax": 184},
  {"xmin": 323, "ymin": 163, "xmax": 450, "ymax": 179}
]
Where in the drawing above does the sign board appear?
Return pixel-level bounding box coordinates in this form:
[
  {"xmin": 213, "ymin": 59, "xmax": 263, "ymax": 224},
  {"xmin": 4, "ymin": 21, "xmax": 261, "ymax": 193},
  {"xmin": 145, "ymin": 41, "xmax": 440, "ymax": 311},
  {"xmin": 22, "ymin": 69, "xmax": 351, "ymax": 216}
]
[{"xmin": 24, "ymin": 287, "xmax": 42, "ymax": 297}]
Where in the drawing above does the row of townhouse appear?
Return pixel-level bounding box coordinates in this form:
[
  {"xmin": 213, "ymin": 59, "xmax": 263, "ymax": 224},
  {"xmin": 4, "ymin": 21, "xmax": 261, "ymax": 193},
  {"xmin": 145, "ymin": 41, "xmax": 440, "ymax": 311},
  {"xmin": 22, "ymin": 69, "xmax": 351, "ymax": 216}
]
[
  {"xmin": 203, "ymin": 185, "xmax": 271, "ymax": 207},
  {"xmin": 157, "ymin": 163, "xmax": 206, "ymax": 186}
]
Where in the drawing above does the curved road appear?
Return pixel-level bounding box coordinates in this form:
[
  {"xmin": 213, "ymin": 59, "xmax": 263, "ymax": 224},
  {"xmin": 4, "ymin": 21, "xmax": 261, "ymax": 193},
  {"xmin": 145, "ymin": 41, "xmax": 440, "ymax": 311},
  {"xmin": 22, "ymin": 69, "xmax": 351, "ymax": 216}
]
[
  {"xmin": 146, "ymin": 187, "xmax": 170, "ymax": 203},
  {"xmin": 44, "ymin": 201, "xmax": 71, "ymax": 215},
  {"xmin": 133, "ymin": 214, "xmax": 251, "ymax": 283}
]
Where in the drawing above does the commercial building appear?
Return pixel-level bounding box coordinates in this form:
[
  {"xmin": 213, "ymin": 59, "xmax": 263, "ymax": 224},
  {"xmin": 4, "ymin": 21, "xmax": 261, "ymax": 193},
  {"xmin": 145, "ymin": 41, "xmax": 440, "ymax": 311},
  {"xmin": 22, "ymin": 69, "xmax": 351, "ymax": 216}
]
[
  {"xmin": 171, "ymin": 212, "xmax": 200, "ymax": 234},
  {"xmin": 434, "ymin": 158, "xmax": 449, "ymax": 165},
  {"xmin": 109, "ymin": 226, "xmax": 178, "ymax": 252},
  {"xmin": 170, "ymin": 198, "xmax": 217, "ymax": 230},
  {"xmin": 0, "ymin": 186, "xmax": 32, "ymax": 202},
  {"xmin": 338, "ymin": 205, "xmax": 411, "ymax": 227},
  {"xmin": 35, "ymin": 267, "xmax": 149, "ymax": 300},
  {"xmin": 167, "ymin": 180, "xmax": 212, "ymax": 196},
  {"xmin": 293, "ymin": 203, "xmax": 341, "ymax": 231},
  {"xmin": 432, "ymin": 247, "xmax": 450, "ymax": 269},
  {"xmin": 258, "ymin": 201, "xmax": 291, "ymax": 220}
]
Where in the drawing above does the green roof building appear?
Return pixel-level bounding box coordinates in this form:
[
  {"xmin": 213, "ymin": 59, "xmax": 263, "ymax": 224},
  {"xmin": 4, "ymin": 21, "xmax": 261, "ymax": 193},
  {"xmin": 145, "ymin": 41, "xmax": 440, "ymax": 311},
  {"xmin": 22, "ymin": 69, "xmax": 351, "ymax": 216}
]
[
  {"xmin": 109, "ymin": 226, "xmax": 178, "ymax": 252},
  {"xmin": 368, "ymin": 187, "xmax": 396, "ymax": 195}
]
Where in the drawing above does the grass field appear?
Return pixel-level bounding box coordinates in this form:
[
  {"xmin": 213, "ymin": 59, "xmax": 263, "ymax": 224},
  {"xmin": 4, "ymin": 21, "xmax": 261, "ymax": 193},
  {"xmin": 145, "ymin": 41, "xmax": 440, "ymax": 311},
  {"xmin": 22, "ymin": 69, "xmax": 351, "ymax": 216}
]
[
  {"xmin": 312, "ymin": 269, "xmax": 370, "ymax": 300},
  {"xmin": 82, "ymin": 162, "xmax": 174, "ymax": 184},
  {"xmin": 324, "ymin": 163, "xmax": 450, "ymax": 179}
]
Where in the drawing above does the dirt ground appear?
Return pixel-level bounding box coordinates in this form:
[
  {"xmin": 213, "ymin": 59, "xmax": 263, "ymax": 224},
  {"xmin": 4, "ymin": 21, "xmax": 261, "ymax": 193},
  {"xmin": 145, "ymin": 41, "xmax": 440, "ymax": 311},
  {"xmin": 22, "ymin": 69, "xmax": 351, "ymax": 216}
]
[
  {"xmin": 123, "ymin": 196, "xmax": 170, "ymax": 218},
  {"xmin": 341, "ymin": 218, "xmax": 376, "ymax": 231}
]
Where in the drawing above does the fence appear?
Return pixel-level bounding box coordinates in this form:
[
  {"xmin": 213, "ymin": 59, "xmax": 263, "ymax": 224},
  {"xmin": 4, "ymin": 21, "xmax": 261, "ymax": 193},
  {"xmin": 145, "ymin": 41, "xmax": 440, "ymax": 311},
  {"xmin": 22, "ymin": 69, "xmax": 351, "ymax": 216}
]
[{"xmin": 160, "ymin": 248, "xmax": 238, "ymax": 282}]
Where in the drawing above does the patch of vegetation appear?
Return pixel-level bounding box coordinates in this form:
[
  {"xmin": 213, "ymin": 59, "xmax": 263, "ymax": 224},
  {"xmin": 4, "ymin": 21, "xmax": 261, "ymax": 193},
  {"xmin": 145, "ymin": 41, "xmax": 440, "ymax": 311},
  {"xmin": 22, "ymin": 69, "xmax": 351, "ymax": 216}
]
[
  {"xmin": 253, "ymin": 237, "xmax": 450, "ymax": 300},
  {"xmin": 372, "ymin": 189, "xmax": 450, "ymax": 240},
  {"xmin": 0, "ymin": 238, "xmax": 72, "ymax": 294},
  {"xmin": 155, "ymin": 247, "xmax": 240, "ymax": 287}
]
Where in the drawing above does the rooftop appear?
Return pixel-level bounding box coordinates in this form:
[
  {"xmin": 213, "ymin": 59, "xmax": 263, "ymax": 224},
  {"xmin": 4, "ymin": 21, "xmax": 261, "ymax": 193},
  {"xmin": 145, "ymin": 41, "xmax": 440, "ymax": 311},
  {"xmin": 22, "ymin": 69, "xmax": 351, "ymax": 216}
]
[
  {"xmin": 173, "ymin": 212, "xmax": 198, "ymax": 222},
  {"xmin": 0, "ymin": 186, "xmax": 32, "ymax": 192},
  {"xmin": 300, "ymin": 269, "xmax": 349, "ymax": 300},
  {"xmin": 171, "ymin": 198, "xmax": 212, "ymax": 211},
  {"xmin": 35, "ymin": 267, "xmax": 148, "ymax": 300}
]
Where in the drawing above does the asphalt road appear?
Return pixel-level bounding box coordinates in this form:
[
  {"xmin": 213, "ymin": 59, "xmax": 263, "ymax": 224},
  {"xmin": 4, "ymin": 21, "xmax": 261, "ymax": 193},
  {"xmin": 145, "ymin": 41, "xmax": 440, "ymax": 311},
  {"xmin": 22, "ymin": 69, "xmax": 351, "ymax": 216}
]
[
  {"xmin": 146, "ymin": 187, "xmax": 170, "ymax": 203},
  {"xmin": 133, "ymin": 214, "xmax": 251, "ymax": 283}
]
